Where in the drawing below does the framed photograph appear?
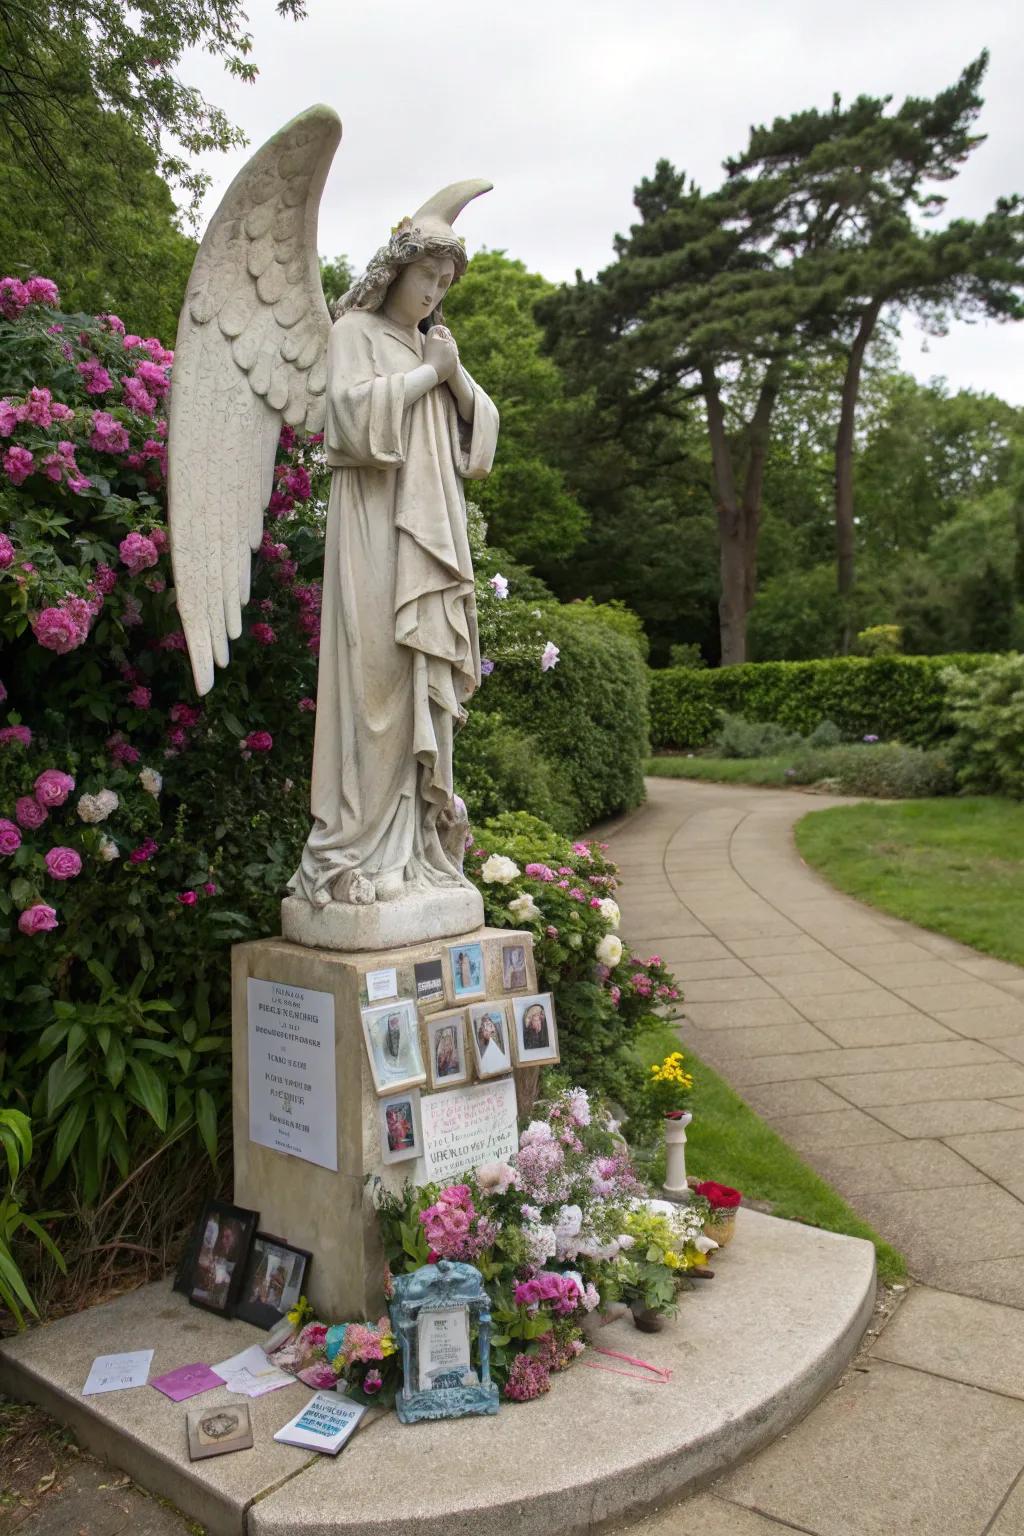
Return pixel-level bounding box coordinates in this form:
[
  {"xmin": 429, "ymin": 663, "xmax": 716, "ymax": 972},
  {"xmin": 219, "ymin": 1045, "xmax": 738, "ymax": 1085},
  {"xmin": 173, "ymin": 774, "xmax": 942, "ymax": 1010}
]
[
  {"xmin": 426, "ymin": 1009, "xmax": 469, "ymax": 1089},
  {"xmin": 175, "ymin": 1199, "xmax": 258, "ymax": 1317},
  {"xmin": 468, "ymin": 1002, "xmax": 513, "ymax": 1079},
  {"xmin": 448, "ymin": 940, "xmax": 485, "ymax": 1002},
  {"xmin": 512, "ymin": 993, "xmax": 560, "ymax": 1067},
  {"xmin": 378, "ymin": 1088, "xmax": 424, "ymax": 1164},
  {"xmin": 187, "ymin": 1402, "xmax": 254, "ymax": 1461},
  {"xmin": 414, "ymin": 958, "xmax": 446, "ymax": 1009},
  {"xmin": 500, "ymin": 941, "xmax": 529, "ymax": 993},
  {"xmin": 361, "ymin": 998, "xmax": 426, "ymax": 1095},
  {"xmin": 233, "ymin": 1233, "xmax": 312, "ymax": 1329}
]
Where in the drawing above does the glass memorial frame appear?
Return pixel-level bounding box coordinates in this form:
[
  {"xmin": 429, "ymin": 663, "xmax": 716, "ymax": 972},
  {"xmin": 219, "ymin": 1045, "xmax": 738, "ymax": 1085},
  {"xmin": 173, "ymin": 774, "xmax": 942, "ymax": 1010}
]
[
  {"xmin": 389, "ymin": 1260, "xmax": 499, "ymax": 1423},
  {"xmin": 512, "ymin": 992, "xmax": 560, "ymax": 1067},
  {"xmin": 425, "ymin": 1008, "xmax": 470, "ymax": 1089},
  {"xmin": 361, "ymin": 998, "xmax": 427, "ymax": 1095}
]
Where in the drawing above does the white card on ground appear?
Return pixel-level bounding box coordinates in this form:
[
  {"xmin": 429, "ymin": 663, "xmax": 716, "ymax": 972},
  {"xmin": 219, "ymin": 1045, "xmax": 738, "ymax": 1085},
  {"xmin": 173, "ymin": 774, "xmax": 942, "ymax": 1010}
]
[
  {"xmin": 213, "ymin": 1343, "xmax": 295, "ymax": 1395},
  {"xmin": 366, "ymin": 967, "xmax": 398, "ymax": 1001},
  {"xmin": 83, "ymin": 1349, "xmax": 154, "ymax": 1395}
]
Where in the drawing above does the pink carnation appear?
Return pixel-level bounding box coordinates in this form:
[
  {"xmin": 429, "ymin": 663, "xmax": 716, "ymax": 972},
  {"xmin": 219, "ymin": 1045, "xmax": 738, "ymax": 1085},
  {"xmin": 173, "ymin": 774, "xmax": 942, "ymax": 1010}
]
[
  {"xmin": 0, "ymin": 401, "xmax": 18, "ymax": 436},
  {"xmin": 284, "ymin": 466, "xmax": 311, "ymax": 500},
  {"xmin": 31, "ymin": 605, "xmax": 85, "ymax": 654},
  {"xmin": 77, "ymin": 359, "xmax": 113, "ymax": 395},
  {"xmin": 15, "ymin": 796, "xmax": 47, "ymax": 830},
  {"xmin": 45, "ymin": 846, "xmax": 82, "ymax": 880},
  {"xmin": 34, "ymin": 769, "xmax": 75, "ymax": 807},
  {"xmin": 3, "ymin": 445, "xmax": 34, "ymax": 485},
  {"xmin": 119, "ymin": 532, "xmax": 159, "ymax": 574},
  {"xmin": 18, "ymin": 904, "xmax": 58, "ymax": 936},
  {"xmin": 0, "ymin": 277, "xmax": 28, "ymax": 320},
  {"xmin": 122, "ymin": 376, "xmax": 156, "ymax": 415},
  {"xmin": 128, "ymin": 685, "xmax": 152, "ymax": 708},
  {"xmin": 21, "ymin": 387, "xmax": 54, "ymax": 428},
  {"xmin": 24, "ymin": 276, "xmax": 59, "ymax": 306},
  {"xmin": 133, "ymin": 360, "xmax": 170, "ymax": 399},
  {"xmin": 169, "ymin": 702, "xmax": 201, "ymax": 726},
  {"xmin": 0, "ymin": 819, "xmax": 22, "ymax": 854},
  {"xmin": 203, "ymin": 881, "xmax": 217, "ymax": 896},
  {"xmin": 0, "ymin": 724, "xmax": 31, "ymax": 747},
  {"xmin": 90, "ymin": 410, "xmax": 130, "ymax": 454},
  {"xmin": 0, "ymin": 532, "xmax": 14, "ymax": 567},
  {"xmin": 250, "ymin": 622, "xmax": 276, "ymax": 646},
  {"xmin": 93, "ymin": 563, "xmax": 117, "ymax": 594}
]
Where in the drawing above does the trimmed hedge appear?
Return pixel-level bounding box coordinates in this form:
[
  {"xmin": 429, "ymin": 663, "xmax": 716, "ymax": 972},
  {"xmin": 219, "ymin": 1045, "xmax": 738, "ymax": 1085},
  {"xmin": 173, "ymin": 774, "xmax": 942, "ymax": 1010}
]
[{"xmin": 650, "ymin": 655, "xmax": 998, "ymax": 750}]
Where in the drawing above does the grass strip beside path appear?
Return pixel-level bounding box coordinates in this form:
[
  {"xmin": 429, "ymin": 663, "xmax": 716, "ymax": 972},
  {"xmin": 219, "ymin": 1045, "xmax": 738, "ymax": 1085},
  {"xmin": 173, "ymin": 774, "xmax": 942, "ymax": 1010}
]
[
  {"xmin": 795, "ymin": 797, "xmax": 1024, "ymax": 968},
  {"xmin": 647, "ymin": 755, "xmax": 798, "ymax": 786},
  {"xmin": 633, "ymin": 1026, "xmax": 905, "ymax": 1285}
]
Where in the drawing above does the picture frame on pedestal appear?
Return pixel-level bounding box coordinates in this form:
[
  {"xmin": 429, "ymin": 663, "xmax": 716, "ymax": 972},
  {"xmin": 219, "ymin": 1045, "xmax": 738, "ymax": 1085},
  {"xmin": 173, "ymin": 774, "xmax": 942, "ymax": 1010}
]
[
  {"xmin": 362, "ymin": 999, "xmax": 427, "ymax": 1095},
  {"xmin": 233, "ymin": 1233, "xmax": 312, "ymax": 1329},
  {"xmin": 500, "ymin": 941, "xmax": 529, "ymax": 992},
  {"xmin": 425, "ymin": 1009, "xmax": 470, "ymax": 1089},
  {"xmin": 448, "ymin": 941, "xmax": 486, "ymax": 1002},
  {"xmin": 378, "ymin": 1088, "xmax": 424, "ymax": 1164},
  {"xmin": 174, "ymin": 1199, "xmax": 258, "ymax": 1316},
  {"xmin": 512, "ymin": 993, "xmax": 560, "ymax": 1067},
  {"xmin": 468, "ymin": 1002, "xmax": 513, "ymax": 1078}
]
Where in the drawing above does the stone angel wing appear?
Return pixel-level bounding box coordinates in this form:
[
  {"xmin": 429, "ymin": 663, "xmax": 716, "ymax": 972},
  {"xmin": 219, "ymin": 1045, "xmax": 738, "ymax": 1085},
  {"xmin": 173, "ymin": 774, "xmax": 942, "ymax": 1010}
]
[{"xmin": 168, "ymin": 105, "xmax": 342, "ymax": 696}]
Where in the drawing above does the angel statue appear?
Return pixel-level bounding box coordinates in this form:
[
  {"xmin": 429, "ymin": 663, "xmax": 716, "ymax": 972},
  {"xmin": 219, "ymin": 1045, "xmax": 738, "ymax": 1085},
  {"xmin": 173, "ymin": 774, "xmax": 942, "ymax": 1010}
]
[{"xmin": 168, "ymin": 106, "xmax": 498, "ymax": 950}]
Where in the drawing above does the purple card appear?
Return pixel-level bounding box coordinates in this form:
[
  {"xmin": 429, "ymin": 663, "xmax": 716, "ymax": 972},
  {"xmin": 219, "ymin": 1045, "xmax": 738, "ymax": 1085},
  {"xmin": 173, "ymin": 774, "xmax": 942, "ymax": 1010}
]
[{"xmin": 151, "ymin": 1363, "xmax": 225, "ymax": 1402}]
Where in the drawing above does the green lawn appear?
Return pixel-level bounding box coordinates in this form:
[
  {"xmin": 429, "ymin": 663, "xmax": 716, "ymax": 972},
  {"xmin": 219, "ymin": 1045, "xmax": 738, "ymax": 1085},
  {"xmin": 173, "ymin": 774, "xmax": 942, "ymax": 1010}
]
[
  {"xmin": 632, "ymin": 1025, "xmax": 905, "ymax": 1284},
  {"xmin": 795, "ymin": 797, "xmax": 1024, "ymax": 968},
  {"xmin": 647, "ymin": 754, "xmax": 797, "ymax": 786}
]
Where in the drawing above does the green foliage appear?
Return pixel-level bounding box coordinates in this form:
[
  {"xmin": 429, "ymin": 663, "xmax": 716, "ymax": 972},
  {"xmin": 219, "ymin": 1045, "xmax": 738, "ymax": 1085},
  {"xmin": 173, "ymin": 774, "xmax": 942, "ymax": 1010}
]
[
  {"xmin": 319, "ymin": 255, "xmax": 353, "ymax": 311},
  {"xmin": 453, "ymin": 712, "xmax": 576, "ymax": 834},
  {"xmin": 789, "ymin": 742, "xmax": 956, "ymax": 798},
  {"xmin": 477, "ymin": 603, "xmax": 650, "ymax": 827},
  {"xmin": 668, "ymin": 643, "xmax": 706, "ymax": 669},
  {"xmin": 0, "ymin": 1109, "xmax": 65, "ymax": 1326},
  {"xmin": 945, "ymin": 654, "xmax": 1024, "ymax": 798},
  {"xmin": 650, "ymin": 655, "xmax": 996, "ymax": 750},
  {"xmin": 713, "ymin": 713, "xmax": 802, "ymax": 759},
  {"xmin": 857, "ymin": 624, "xmax": 903, "ymax": 656}
]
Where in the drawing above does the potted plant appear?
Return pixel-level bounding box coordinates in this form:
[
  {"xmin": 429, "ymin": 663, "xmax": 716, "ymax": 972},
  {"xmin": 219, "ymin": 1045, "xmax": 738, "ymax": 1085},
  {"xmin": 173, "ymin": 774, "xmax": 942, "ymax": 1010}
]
[
  {"xmin": 647, "ymin": 1051, "xmax": 694, "ymax": 1197},
  {"xmin": 690, "ymin": 1180, "xmax": 742, "ymax": 1246}
]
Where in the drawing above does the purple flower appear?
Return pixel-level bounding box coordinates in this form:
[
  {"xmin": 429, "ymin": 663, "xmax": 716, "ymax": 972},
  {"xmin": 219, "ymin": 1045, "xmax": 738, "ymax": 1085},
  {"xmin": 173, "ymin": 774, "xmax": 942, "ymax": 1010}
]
[
  {"xmin": 863, "ymin": 734, "xmax": 879, "ymax": 744},
  {"xmin": 540, "ymin": 640, "xmax": 560, "ymax": 672},
  {"xmin": 480, "ymin": 657, "xmax": 495, "ymax": 677}
]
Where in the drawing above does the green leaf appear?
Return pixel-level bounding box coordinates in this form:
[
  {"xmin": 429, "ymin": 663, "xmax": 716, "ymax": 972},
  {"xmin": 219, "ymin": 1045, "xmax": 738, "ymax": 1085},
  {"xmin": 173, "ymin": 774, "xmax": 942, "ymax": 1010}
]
[
  {"xmin": 196, "ymin": 1089, "xmax": 218, "ymax": 1164},
  {"xmin": 127, "ymin": 1057, "xmax": 168, "ymax": 1131},
  {"xmin": 222, "ymin": 712, "xmax": 246, "ymax": 738},
  {"xmin": 45, "ymin": 1058, "xmax": 89, "ymax": 1119},
  {"xmin": 44, "ymin": 1101, "xmax": 89, "ymax": 1185},
  {"xmin": 65, "ymin": 1023, "xmax": 87, "ymax": 1066}
]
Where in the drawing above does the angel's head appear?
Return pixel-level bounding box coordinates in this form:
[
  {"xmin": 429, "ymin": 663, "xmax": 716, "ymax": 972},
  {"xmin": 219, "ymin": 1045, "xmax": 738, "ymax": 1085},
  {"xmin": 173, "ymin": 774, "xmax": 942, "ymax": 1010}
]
[{"xmin": 334, "ymin": 225, "xmax": 464, "ymax": 325}]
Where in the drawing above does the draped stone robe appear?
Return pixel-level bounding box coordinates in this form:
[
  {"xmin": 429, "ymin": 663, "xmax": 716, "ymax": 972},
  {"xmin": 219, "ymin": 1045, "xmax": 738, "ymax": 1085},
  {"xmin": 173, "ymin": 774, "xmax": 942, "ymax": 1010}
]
[{"xmin": 291, "ymin": 308, "xmax": 499, "ymax": 906}]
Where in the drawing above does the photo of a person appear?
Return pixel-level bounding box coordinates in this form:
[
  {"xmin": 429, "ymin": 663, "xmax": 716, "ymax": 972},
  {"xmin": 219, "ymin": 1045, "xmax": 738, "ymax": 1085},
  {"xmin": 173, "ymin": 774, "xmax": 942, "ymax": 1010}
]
[
  {"xmin": 425, "ymin": 1010, "xmax": 469, "ymax": 1089},
  {"xmin": 502, "ymin": 943, "xmax": 528, "ymax": 991},
  {"xmin": 234, "ymin": 1234, "xmax": 311, "ymax": 1328},
  {"xmin": 193, "ymin": 1218, "xmax": 244, "ymax": 1309},
  {"xmin": 449, "ymin": 941, "xmax": 485, "ymax": 1000},
  {"xmin": 469, "ymin": 1004, "xmax": 512, "ymax": 1077},
  {"xmin": 513, "ymin": 993, "xmax": 560, "ymax": 1066},
  {"xmin": 361, "ymin": 999, "xmax": 426, "ymax": 1094},
  {"xmin": 378, "ymin": 1088, "xmax": 422, "ymax": 1164},
  {"xmin": 176, "ymin": 1199, "xmax": 257, "ymax": 1316}
]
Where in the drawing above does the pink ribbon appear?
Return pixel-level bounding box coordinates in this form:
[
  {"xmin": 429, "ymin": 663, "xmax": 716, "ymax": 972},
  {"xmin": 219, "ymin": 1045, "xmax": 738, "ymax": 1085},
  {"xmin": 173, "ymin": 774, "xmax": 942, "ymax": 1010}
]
[{"xmin": 581, "ymin": 1346, "xmax": 671, "ymax": 1384}]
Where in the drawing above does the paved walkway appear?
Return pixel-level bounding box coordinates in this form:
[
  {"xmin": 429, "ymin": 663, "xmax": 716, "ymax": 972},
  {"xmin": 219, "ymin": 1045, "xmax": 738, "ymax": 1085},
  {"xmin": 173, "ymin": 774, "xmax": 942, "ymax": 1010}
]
[{"xmin": 608, "ymin": 778, "xmax": 1024, "ymax": 1536}]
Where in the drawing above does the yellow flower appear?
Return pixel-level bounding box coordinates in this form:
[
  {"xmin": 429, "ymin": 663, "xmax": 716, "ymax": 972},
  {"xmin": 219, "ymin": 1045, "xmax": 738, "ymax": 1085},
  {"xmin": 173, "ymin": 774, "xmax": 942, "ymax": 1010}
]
[
  {"xmin": 663, "ymin": 1251, "xmax": 681, "ymax": 1269},
  {"xmin": 380, "ymin": 1333, "xmax": 397, "ymax": 1357}
]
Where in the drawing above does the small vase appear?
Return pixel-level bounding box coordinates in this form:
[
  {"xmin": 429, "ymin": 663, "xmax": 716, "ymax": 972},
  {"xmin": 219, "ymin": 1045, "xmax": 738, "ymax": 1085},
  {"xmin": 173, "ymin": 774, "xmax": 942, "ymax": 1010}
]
[
  {"xmin": 629, "ymin": 1302, "xmax": 666, "ymax": 1334},
  {"xmin": 663, "ymin": 1111, "xmax": 693, "ymax": 1198},
  {"xmin": 704, "ymin": 1208, "xmax": 738, "ymax": 1247}
]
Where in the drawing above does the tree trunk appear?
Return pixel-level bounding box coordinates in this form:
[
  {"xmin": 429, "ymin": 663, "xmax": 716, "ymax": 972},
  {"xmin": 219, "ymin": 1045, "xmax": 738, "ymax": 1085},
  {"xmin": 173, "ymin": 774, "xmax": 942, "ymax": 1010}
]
[
  {"xmin": 835, "ymin": 298, "xmax": 884, "ymax": 649},
  {"xmin": 702, "ymin": 365, "xmax": 747, "ymax": 665},
  {"xmin": 741, "ymin": 363, "xmax": 782, "ymax": 618}
]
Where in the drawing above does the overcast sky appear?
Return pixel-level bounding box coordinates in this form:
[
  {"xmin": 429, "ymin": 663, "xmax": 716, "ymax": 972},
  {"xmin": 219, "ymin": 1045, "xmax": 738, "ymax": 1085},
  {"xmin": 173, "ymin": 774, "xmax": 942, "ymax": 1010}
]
[{"xmin": 181, "ymin": 0, "xmax": 1024, "ymax": 402}]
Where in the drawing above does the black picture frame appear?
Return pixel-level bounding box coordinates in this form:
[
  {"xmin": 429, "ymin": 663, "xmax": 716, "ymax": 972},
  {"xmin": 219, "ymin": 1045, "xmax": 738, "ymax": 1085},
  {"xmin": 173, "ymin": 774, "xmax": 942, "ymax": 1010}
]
[
  {"xmin": 174, "ymin": 1199, "xmax": 259, "ymax": 1316},
  {"xmin": 233, "ymin": 1232, "xmax": 313, "ymax": 1329}
]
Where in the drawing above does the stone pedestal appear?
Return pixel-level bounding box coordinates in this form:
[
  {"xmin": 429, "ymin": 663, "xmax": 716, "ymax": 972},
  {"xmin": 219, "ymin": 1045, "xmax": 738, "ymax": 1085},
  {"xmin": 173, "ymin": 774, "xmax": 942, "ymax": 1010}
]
[{"xmin": 231, "ymin": 926, "xmax": 537, "ymax": 1322}]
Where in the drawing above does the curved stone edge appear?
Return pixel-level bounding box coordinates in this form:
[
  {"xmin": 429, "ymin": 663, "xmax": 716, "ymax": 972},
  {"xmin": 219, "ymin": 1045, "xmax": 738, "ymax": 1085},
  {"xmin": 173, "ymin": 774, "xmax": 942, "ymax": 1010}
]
[{"xmin": 248, "ymin": 1212, "xmax": 878, "ymax": 1536}]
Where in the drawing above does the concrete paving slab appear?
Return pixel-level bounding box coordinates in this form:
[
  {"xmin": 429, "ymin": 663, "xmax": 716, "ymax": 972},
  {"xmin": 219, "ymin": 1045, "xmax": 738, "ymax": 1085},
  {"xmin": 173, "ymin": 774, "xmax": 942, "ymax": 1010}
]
[
  {"xmin": 815, "ymin": 1013, "xmax": 958, "ymax": 1049},
  {"xmin": 682, "ymin": 999, "xmax": 805, "ymax": 1029},
  {"xmin": 701, "ymin": 1022, "xmax": 839, "ymax": 1059},
  {"xmin": 768, "ymin": 1108, "xmax": 902, "ymax": 1152},
  {"xmin": 734, "ymin": 1040, "xmax": 996, "ymax": 1090},
  {"xmin": 739, "ymin": 1080, "xmax": 855, "ymax": 1118},
  {"xmin": 770, "ymin": 970, "xmax": 882, "ymax": 1000},
  {"xmin": 891, "ymin": 982, "xmax": 1019, "ymax": 1014},
  {"xmin": 987, "ymin": 1476, "xmax": 1024, "ymax": 1535},
  {"xmin": 870, "ymin": 1286, "xmax": 1024, "ymax": 1400},
  {"xmin": 716, "ymin": 1360, "xmax": 1024, "ymax": 1536},
  {"xmin": 1000, "ymin": 1097, "xmax": 1024, "ymax": 1111},
  {"xmin": 954, "ymin": 958, "xmax": 1024, "ymax": 982},
  {"xmin": 807, "ymin": 1139, "xmax": 987, "ymax": 1196},
  {"xmin": 834, "ymin": 942, "xmax": 941, "ymax": 968},
  {"xmin": 668, "ymin": 959, "xmax": 757, "ymax": 982},
  {"xmin": 945, "ymin": 1127, "xmax": 1024, "ymax": 1199},
  {"xmin": 851, "ymin": 1184, "xmax": 1024, "ymax": 1271},
  {"xmin": 728, "ymin": 936, "xmax": 832, "ymax": 959},
  {"xmin": 620, "ymin": 1493, "xmax": 800, "ymax": 1535},
  {"xmin": 993, "ymin": 1036, "xmax": 1024, "ymax": 1065},
  {"xmin": 246, "ymin": 1211, "xmax": 876, "ymax": 1536},
  {"xmin": 867, "ymin": 1099, "xmax": 1024, "ymax": 1139},
  {"xmin": 926, "ymin": 1255, "xmax": 1024, "ymax": 1309},
  {"xmin": 746, "ymin": 951, "xmax": 855, "ymax": 978},
  {"xmin": 855, "ymin": 960, "xmax": 978, "ymax": 989},
  {"xmin": 800, "ymin": 989, "xmax": 932, "ymax": 1022},
  {"xmin": 821, "ymin": 1061, "xmax": 1024, "ymax": 1108},
  {"xmin": 674, "ymin": 976, "xmax": 781, "ymax": 1003},
  {"xmin": 928, "ymin": 1008, "xmax": 1024, "ymax": 1040},
  {"xmin": 647, "ymin": 937, "xmax": 732, "ymax": 962},
  {"xmin": 996, "ymin": 980, "xmax": 1024, "ymax": 1001}
]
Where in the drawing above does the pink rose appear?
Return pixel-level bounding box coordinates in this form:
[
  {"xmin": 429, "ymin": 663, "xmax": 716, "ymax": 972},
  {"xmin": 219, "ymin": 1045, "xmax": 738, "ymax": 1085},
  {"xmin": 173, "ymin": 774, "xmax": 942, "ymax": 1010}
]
[
  {"xmin": 250, "ymin": 623, "xmax": 276, "ymax": 646},
  {"xmin": 128, "ymin": 686, "xmax": 151, "ymax": 709},
  {"xmin": 94, "ymin": 563, "xmax": 117, "ymax": 594},
  {"xmin": 15, "ymin": 796, "xmax": 47, "ymax": 830},
  {"xmin": 177, "ymin": 889, "xmax": 197, "ymax": 906},
  {"xmin": 18, "ymin": 904, "xmax": 58, "ymax": 936},
  {"xmin": 0, "ymin": 531, "xmax": 14, "ymax": 567},
  {"xmin": 203, "ymin": 881, "xmax": 217, "ymax": 896},
  {"xmin": 298, "ymin": 697, "xmax": 316, "ymax": 712},
  {"xmin": 3, "ymin": 445, "xmax": 34, "ymax": 485},
  {"xmin": 118, "ymin": 532, "xmax": 158, "ymax": 574},
  {"xmin": 24, "ymin": 276, "xmax": 59, "ymax": 306},
  {"xmin": 45, "ymin": 846, "xmax": 82, "ymax": 880},
  {"xmin": 0, "ymin": 818, "xmax": 22, "ymax": 854},
  {"xmin": 34, "ymin": 769, "xmax": 75, "ymax": 807},
  {"xmin": 0, "ymin": 724, "xmax": 32, "ymax": 748},
  {"xmin": 31, "ymin": 605, "xmax": 86, "ymax": 654},
  {"xmin": 243, "ymin": 730, "xmax": 273, "ymax": 753}
]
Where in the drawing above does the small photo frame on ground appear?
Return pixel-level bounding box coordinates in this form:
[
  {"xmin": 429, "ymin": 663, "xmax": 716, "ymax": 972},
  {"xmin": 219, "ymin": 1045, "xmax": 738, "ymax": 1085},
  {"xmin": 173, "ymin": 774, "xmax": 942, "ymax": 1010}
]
[
  {"xmin": 426, "ymin": 1009, "xmax": 469, "ymax": 1089},
  {"xmin": 187, "ymin": 1402, "xmax": 254, "ymax": 1461},
  {"xmin": 513, "ymin": 993, "xmax": 560, "ymax": 1066},
  {"xmin": 448, "ymin": 940, "xmax": 486, "ymax": 1001},
  {"xmin": 378, "ymin": 1088, "xmax": 424, "ymax": 1164},
  {"xmin": 362, "ymin": 998, "xmax": 426, "ymax": 1095},
  {"xmin": 233, "ymin": 1234, "xmax": 312, "ymax": 1329},
  {"xmin": 175, "ymin": 1199, "xmax": 258, "ymax": 1317},
  {"xmin": 469, "ymin": 1002, "xmax": 513, "ymax": 1078},
  {"xmin": 501, "ymin": 941, "xmax": 529, "ymax": 992}
]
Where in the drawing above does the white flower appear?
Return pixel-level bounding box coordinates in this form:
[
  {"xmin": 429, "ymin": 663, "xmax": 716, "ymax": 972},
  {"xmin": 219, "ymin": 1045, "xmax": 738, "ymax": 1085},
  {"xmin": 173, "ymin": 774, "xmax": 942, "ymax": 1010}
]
[
  {"xmin": 476, "ymin": 1160, "xmax": 517, "ymax": 1194},
  {"xmin": 139, "ymin": 767, "xmax": 162, "ymax": 797},
  {"xmin": 488, "ymin": 572, "xmax": 509, "ymax": 599},
  {"xmin": 97, "ymin": 836, "xmax": 120, "ymax": 861},
  {"xmin": 520, "ymin": 1119, "xmax": 555, "ymax": 1147},
  {"xmin": 554, "ymin": 1204, "xmax": 583, "ymax": 1240},
  {"xmin": 481, "ymin": 853, "xmax": 520, "ymax": 885},
  {"xmin": 524, "ymin": 1222, "xmax": 557, "ymax": 1266},
  {"xmin": 508, "ymin": 892, "xmax": 540, "ymax": 921},
  {"xmin": 695, "ymin": 1234, "xmax": 719, "ymax": 1255},
  {"xmin": 566, "ymin": 1087, "xmax": 591, "ymax": 1126},
  {"xmin": 597, "ymin": 898, "xmax": 620, "ymax": 929},
  {"xmin": 567, "ymin": 933, "xmax": 582, "ymax": 949},
  {"xmin": 540, "ymin": 640, "xmax": 560, "ymax": 672},
  {"xmin": 617, "ymin": 1233, "xmax": 636, "ymax": 1250},
  {"xmin": 596, "ymin": 933, "xmax": 623, "ymax": 968},
  {"xmin": 77, "ymin": 789, "xmax": 119, "ymax": 824},
  {"xmin": 284, "ymin": 778, "xmax": 295, "ymax": 792}
]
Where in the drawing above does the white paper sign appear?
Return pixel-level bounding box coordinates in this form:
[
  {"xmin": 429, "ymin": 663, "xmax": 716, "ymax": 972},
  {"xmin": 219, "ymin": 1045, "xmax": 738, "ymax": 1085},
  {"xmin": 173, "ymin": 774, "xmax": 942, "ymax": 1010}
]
[
  {"xmin": 418, "ymin": 1307, "xmax": 471, "ymax": 1390},
  {"xmin": 420, "ymin": 1077, "xmax": 518, "ymax": 1182},
  {"xmin": 83, "ymin": 1349, "xmax": 154, "ymax": 1395},
  {"xmin": 247, "ymin": 978, "xmax": 338, "ymax": 1171},
  {"xmin": 366, "ymin": 966, "xmax": 398, "ymax": 1001},
  {"xmin": 212, "ymin": 1344, "xmax": 296, "ymax": 1397}
]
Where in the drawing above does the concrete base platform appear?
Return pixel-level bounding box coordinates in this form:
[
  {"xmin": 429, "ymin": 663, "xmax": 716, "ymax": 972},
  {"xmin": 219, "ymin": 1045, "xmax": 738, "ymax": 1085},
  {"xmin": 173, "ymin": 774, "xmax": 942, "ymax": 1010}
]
[{"xmin": 0, "ymin": 1210, "xmax": 875, "ymax": 1536}]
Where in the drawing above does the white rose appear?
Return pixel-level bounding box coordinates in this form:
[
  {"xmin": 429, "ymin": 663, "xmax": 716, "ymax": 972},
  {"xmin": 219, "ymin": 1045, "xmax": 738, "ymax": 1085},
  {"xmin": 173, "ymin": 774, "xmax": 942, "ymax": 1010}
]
[
  {"xmin": 568, "ymin": 933, "xmax": 582, "ymax": 949},
  {"xmin": 554, "ymin": 1204, "xmax": 583, "ymax": 1239},
  {"xmin": 77, "ymin": 789, "xmax": 119, "ymax": 824},
  {"xmin": 598, "ymin": 898, "xmax": 620, "ymax": 929},
  {"xmin": 596, "ymin": 933, "xmax": 623, "ymax": 968},
  {"xmin": 139, "ymin": 767, "xmax": 162, "ymax": 797},
  {"xmin": 481, "ymin": 854, "xmax": 520, "ymax": 885},
  {"xmin": 508, "ymin": 892, "xmax": 540, "ymax": 921},
  {"xmin": 97, "ymin": 836, "xmax": 120, "ymax": 861}
]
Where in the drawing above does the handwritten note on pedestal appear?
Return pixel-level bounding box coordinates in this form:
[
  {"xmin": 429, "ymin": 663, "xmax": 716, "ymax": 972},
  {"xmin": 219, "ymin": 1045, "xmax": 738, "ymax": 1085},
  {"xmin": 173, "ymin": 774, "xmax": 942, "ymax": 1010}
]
[
  {"xmin": 419, "ymin": 1077, "xmax": 518, "ymax": 1182},
  {"xmin": 247, "ymin": 978, "xmax": 337, "ymax": 1171}
]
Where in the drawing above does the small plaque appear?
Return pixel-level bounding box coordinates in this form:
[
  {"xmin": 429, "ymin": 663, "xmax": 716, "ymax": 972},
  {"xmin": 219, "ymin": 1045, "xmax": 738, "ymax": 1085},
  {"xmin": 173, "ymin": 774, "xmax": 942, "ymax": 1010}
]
[
  {"xmin": 247, "ymin": 979, "xmax": 337, "ymax": 1171},
  {"xmin": 366, "ymin": 966, "xmax": 398, "ymax": 1002},
  {"xmin": 418, "ymin": 1305, "xmax": 471, "ymax": 1390},
  {"xmin": 414, "ymin": 958, "xmax": 446, "ymax": 1007},
  {"xmin": 188, "ymin": 1402, "xmax": 254, "ymax": 1460},
  {"xmin": 420, "ymin": 1077, "xmax": 518, "ymax": 1182}
]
